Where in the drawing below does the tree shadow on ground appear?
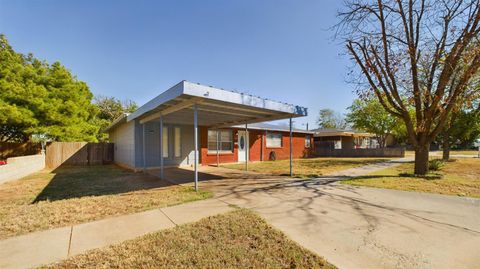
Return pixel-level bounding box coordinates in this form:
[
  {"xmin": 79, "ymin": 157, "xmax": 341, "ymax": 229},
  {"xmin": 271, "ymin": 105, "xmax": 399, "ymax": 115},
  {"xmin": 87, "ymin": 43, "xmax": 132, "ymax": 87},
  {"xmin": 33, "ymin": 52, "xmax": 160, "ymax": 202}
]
[{"xmin": 32, "ymin": 165, "xmax": 225, "ymax": 203}]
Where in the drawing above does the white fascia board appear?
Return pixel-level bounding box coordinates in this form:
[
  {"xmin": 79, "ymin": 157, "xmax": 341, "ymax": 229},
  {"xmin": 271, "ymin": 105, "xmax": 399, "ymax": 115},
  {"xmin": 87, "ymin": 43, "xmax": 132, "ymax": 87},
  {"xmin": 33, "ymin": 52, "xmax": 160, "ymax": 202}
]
[
  {"xmin": 128, "ymin": 80, "xmax": 308, "ymax": 122},
  {"xmin": 126, "ymin": 81, "xmax": 185, "ymax": 122},
  {"xmin": 183, "ymin": 81, "xmax": 307, "ymax": 116}
]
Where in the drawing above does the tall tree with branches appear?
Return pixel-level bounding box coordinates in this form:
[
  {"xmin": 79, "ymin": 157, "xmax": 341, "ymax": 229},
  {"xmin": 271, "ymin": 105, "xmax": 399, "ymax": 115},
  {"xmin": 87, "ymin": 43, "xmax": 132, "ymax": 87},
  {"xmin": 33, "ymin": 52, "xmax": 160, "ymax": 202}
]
[
  {"xmin": 338, "ymin": 0, "xmax": 480, "ymax": 174},
  {"xmin": 317, "ymin": 109, "xmax": 347, "ymax": 129},
  {"xmin": 441, "ymin": 100, "xmax": 480, "ymax": 160}
]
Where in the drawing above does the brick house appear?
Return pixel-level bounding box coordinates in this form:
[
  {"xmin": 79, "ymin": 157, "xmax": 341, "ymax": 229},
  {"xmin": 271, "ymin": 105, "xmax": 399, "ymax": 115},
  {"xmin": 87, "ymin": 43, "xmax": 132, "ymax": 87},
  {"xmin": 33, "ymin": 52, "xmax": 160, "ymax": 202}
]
[
  {"xmin": 200, "ymin": 123, "xmax": 314, "ymax": 166},
  {"xmin": 106, "ymin": 81, "xmax": 310, "ymax": 186}
]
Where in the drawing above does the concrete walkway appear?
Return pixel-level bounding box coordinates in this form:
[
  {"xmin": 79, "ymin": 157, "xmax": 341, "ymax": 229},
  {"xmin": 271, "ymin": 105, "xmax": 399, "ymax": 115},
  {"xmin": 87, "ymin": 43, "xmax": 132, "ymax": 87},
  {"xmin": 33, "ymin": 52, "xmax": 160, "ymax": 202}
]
[
  {"xmin": 325, "ymin": 157, "xmax": 412, "ymax": 177},
  {"xmin": 192, "ymin": 160, "xmax": 480, "ymax": 269},
  {"xmin": 2, "ymin": 158, "xmax": 479, "ymax": 269},
  {"xmin": 0, "ymin": 198, "xmax": 233, "ymax": 269}
]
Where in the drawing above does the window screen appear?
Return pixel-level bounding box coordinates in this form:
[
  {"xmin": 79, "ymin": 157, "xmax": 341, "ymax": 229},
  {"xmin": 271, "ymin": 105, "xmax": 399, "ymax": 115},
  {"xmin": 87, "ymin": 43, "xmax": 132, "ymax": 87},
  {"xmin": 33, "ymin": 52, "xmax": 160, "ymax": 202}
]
[
  {"xmin": 208, "ymin": 130, "xmax": 233, "ymax": 152},
  {"xmin": 174, "ymin": 127, "xmax": 181, "ymax": 157},
  {"xmin": 305, "ymin": 135, "xmax": 311, "ymax": 148},
  {"xmin": 162, "ymin": 126, "xmax": 168, "ymax": 157},
  {"xmin": 266, "ymin": 132, "xmax": 282, "ymax": 148}
]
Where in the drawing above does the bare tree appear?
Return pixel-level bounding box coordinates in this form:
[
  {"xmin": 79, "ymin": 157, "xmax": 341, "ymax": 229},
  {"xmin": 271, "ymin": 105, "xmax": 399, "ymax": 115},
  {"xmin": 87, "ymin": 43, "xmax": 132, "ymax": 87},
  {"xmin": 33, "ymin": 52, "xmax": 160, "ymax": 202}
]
[
  {"xmin": 317, "ymin": 108, "xmax": 348, "ymax": 129},
  {"xmin": 337, "ymin": 0, "xmax": 480, "ymax": 174}
]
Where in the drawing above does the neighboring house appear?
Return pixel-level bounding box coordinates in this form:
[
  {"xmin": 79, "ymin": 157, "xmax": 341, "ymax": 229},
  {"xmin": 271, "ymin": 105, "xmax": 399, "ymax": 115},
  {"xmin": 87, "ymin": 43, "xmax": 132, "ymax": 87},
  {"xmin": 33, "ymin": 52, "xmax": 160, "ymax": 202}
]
[
  {"xmin": 106, "ymin": 81, "xmax": 310, "ymax": 172},
  {"xmin": 312, "ymin": 128, "xmax": 379, "ymax": 150}
]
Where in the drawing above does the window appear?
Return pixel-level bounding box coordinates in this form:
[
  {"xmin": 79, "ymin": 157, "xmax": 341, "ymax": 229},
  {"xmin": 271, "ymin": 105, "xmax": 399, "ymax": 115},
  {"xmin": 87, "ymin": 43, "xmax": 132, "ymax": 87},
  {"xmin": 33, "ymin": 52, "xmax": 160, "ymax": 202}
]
[
  {"xmin": 174, "ymin": 127, "xmax": 181, "ymax": 157},
  {"xmin": 334, "ymin": 140, "xmax": 342, "ymax": 149},
  {"xmin": 208, "ymin": 130, "xmax": 233, "ymax": 152},
  {"xmin": 305, "ymin": 135, "xmax": 311, "ymax": 148},
  {"xmin": 162, "ymin": 126, "xmax": 168, "ymax": 157},
  {"xmin": 266, "ymin": 132, "xmax": 282, "ymax": 148}
]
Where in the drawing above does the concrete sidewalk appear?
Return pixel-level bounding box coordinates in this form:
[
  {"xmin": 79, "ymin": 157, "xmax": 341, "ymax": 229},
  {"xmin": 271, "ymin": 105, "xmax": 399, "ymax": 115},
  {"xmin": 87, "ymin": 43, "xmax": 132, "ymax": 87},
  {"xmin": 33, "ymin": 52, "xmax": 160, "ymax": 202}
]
[
  {"xmin": 325, "ymin": 157, "xmax": 413, "ymax": 177},
  {"xmin": 0, "ymin": 198, "xmax": 233, "ymax": 269},
  {"xmin": 204, "ymin": 159, "xmax": 480, "ymax": 269}
]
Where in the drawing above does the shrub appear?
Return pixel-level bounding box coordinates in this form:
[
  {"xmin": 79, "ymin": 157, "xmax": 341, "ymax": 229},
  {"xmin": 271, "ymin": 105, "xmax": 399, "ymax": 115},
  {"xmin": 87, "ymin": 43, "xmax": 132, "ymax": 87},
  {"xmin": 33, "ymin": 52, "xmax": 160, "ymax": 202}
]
[{"xmin": 428, "ymin": 159, "xmax": 445, "ymax": 171}]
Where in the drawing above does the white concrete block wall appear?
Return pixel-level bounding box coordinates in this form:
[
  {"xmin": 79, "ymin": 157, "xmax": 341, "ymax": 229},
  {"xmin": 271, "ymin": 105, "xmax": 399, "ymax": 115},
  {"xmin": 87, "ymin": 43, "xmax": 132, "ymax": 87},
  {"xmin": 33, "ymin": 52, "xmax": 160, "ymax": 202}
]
[
  {"xmin": 0, "ymin": 154, "xmax": 45, "ymax": 184},
  {"xmin": 109, "ymin": 120, "xmax": 135, "ymax": 169}
]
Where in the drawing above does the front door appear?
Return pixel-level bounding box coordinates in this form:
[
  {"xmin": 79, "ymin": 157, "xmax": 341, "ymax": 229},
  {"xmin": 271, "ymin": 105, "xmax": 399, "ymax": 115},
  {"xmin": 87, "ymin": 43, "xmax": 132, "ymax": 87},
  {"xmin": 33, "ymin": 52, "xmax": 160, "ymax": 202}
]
[{"xmin": 237, "ymin": 131, "xmax": 247, "ymax": 162}]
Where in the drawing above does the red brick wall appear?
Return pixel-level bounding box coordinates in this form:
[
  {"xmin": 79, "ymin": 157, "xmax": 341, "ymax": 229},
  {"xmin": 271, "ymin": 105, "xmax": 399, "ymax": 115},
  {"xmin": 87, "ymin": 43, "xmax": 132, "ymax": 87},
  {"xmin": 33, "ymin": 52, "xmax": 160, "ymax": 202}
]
[
  {"xmin": 200, "ymin": 127, "xmax": 238, "ymax": 165},
  {"xmin": 248, "ymin": 130, "xmax": 263, "ymax": 162},
  {"xmin": 261, "ymin": 131, "xmax": 314, "ymax": 161},
  {"xmin": 200, "ymin": 127, "xmax": 314, "ymax": 165}
]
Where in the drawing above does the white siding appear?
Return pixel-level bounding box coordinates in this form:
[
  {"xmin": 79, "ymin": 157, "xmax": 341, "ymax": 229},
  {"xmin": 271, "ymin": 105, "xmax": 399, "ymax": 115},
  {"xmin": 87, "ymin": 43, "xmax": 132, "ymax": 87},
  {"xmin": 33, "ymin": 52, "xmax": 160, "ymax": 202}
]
[
  {"xmin": 179, "ymin": 125, "xmax": 195, "ymax": 166},
  {"xmin": 143, "ymin": 123, "xmax": 196, "ymax": 167},
  {"xmin": 109, "ymin": 120, "xmax": 135, "ymax": 169}
]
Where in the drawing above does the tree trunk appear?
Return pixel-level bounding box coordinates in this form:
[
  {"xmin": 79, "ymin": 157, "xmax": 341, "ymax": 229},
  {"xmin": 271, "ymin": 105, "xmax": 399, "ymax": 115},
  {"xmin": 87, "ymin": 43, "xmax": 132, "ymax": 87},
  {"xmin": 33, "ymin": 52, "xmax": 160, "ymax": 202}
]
[
  {"xmin": 442, "ymin": 116, "xmax": 455, "ymax": 161},
  {"xmin": 414, "ymin": 143, "xmax": 430, "ymax": 175},
  {"xmin": 442, "ymin": 132, "xmax": 450, "ymax": 161},
  {"xmin": 380, "ymin": 135, "xmax": 386, "ymax": 148}
]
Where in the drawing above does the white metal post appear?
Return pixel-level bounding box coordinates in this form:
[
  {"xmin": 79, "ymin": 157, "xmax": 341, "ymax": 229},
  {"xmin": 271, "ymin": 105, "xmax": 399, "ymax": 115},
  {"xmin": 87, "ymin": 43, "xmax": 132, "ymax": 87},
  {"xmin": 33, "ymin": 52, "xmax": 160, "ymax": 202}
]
[
  {"xmin": 245, "ymin": 122, "xmax": 248, "ymax": 171},
  {"xmin": 159, "ymin": 116, "xmax": 164, "ymax": 179},
  {"xmin": 142, "ymin": 123, "xmax": 146, "ymax": 171},
  {"xmin": 216, "ymin": 129, "xmax": 220, "ymax": 167},
  {"xmin": 193, "ymin": 104, "xmax": 199, "ymax": 191},
  {"xmin": 289, "ymin": 117, "xmax": 293, "ymax": 177}
]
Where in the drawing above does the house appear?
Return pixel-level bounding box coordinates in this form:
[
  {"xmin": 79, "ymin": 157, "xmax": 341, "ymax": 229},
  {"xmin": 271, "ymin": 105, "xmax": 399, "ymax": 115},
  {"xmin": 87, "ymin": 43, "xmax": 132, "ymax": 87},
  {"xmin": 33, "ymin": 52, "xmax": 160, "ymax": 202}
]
[
  {"xmin": 222, "ymin": 122, "xmax": 315, "ymax": 165},
  {"xmin": 312, "ymin": 128, "xmax": 379, "ymax": 149},
  {"xmin": 106, "ymin": 81, "xmax": 309, "ymax": 187}
]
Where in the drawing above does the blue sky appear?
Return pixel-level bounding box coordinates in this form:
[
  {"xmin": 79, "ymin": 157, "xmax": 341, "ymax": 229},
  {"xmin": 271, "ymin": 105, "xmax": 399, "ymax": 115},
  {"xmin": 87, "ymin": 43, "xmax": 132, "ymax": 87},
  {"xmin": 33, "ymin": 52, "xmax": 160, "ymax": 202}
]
[{"xmin": 0, "ymin": 0, "xmax": 354, "ymax": 128}]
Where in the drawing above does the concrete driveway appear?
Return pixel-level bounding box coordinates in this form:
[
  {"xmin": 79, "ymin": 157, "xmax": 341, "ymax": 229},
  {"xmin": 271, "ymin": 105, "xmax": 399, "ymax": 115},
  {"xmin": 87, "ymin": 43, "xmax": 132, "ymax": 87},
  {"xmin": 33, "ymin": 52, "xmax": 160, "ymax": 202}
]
[{"xmin": 162, "ymin": 165, "xmax": 480, "ymax": 269}]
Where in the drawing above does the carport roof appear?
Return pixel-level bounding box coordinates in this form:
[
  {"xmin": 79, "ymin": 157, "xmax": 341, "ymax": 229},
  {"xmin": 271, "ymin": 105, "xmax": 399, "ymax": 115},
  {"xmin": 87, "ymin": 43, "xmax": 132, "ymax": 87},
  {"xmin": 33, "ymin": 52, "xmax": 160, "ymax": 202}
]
[
  {"xmin": 123, "ymin": 80, "xmax": 308, "ymax": 127},
  {"xmin": 230, "ymin": 122, "xmax": 314, "ymax": 134}
]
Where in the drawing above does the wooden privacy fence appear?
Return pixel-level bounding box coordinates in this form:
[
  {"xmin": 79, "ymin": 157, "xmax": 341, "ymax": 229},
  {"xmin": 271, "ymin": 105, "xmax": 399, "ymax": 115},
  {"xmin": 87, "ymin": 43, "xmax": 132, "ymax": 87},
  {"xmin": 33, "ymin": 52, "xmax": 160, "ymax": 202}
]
[
  {"xmin": 0, "ymin": 142, "xmax": 42, "ymax": 159},
  {"xmin": 314, "ymin": 147, "xmax": 405, "ymax": 158},
  {"xmin": 46, "ymin": 142, "xmax": 114, "ymax": 169}
]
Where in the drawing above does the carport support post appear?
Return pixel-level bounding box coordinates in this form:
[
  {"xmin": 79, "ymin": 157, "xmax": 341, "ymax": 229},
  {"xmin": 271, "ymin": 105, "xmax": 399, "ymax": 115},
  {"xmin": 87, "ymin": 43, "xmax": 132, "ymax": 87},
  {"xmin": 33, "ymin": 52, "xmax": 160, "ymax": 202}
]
[
  {"xmin": 245, "ymin": 122, "xmax": 248, "ymax": 171},
  {"xmin": 193, "ymin": 104, "xmax": 199, "ymax": 191},
  {"xmin": 159, "ymin": 115, "xmax": 164, "ymax": 179},
  {"xmin": 289, "ymin": 117, "xmax": 292, "ymax": 177}
]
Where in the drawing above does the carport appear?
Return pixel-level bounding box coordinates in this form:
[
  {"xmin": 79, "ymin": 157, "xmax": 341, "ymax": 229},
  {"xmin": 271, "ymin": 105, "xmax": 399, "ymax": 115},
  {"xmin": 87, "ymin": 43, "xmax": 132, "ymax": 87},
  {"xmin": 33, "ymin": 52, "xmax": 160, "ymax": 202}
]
[{"xmin": 126, "ymin": 81, "xmax": 307, "ymax": 190}]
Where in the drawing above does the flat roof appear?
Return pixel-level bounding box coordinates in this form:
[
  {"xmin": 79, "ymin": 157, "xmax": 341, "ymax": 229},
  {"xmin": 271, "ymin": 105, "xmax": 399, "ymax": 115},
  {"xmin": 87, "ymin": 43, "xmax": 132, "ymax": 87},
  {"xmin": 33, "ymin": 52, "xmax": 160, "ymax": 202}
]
[{"xmin": 122, "ymin": 80, "xmax": 308, "ymax": 128}]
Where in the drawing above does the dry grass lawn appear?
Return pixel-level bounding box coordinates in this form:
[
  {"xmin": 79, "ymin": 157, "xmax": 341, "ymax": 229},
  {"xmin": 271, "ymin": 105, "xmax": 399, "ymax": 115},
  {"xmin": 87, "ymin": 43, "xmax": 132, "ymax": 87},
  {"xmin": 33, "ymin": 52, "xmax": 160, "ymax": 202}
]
[
  {"xmin": 0, "ymin": 165, "xmax": 211, "ymax": 239},
  {"xmin": 447, "ymin": 150, "xmax": 480, "ymax": 156},
  {"xmin": 342, "ymin": 158, "xmax": 480, "ymax": 198},
  {"xmin": 405, "ymin": 150, "xmax": 479, "ymax": 156},
  {"xmin": 41, "ymin": 209, "xmax": 336, "ymax": 269},
  {"xmin": 222, "ymin": 157, "xmax": 391, "ymax": 178}
]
